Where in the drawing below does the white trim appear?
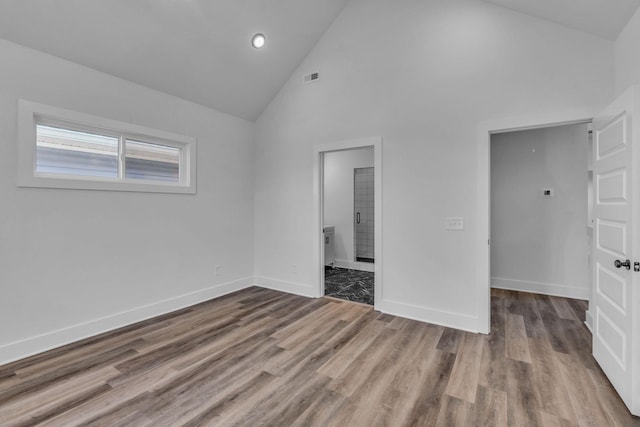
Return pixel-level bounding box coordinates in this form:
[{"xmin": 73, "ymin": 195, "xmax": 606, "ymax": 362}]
[
  {"xmin": 314, "ymin": 147, "xmax": 325, "ymax": 299},
  {"xmin": 313, "ymin": 137, "xmax": 383, "ymax": 309},
  {"xmin": 491, "ymin": 277, "xmax": 589, "ymax": 300},
  {"xmin": 585, "ymin": 309, "xmax": 594, "ymax": 332},
  {"xmin": 253, "ymin": 276, "xmax": 315, "ymax": 297},
  {"xmin": 333, "ymin": 259, "xmax": 375, "ymax": 272},
  {"xmin": 0, "ymin": 277, "xmax": 253, "ymax": 365},
  {"xmin": 17, "ymin": 99, "xmax": 197, "ymax": 194},
  {"xmin": 477, "ymin": 108, "xmax": 597, "ymax": 335},
  {"xmin": 378, "ymin": 298, "xmax": 479, "ymax": 333}
]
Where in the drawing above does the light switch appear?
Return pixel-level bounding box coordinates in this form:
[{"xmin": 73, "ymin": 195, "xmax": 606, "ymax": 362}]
[{"xmin": 445, "ymin": 217, "xmax": 464, "ymax": 231}]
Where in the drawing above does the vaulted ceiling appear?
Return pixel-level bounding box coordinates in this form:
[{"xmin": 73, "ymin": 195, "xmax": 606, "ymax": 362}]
[
  {"xmin": 0, "ymin": 0, "xmax": 638, "ymax": 121},
  {"xmin": 0, "ymin": 0, "xmax": 351, "ymax": 121},
  {"xmin": 483, "ymin": 0, "xmax": 640, "ymax": 40}
]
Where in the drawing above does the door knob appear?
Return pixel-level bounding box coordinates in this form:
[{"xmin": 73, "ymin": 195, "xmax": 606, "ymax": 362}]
[{"xmin": 614, "ymin": 259, "xmax": 631, "ymax": 270}]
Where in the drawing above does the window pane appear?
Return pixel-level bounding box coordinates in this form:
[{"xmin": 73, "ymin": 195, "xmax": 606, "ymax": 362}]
[
  {"xmin": 125, "ymin": 139, "xmax": 180, "ymax": 182},
  {"xmin": 36, "ymin": 124, "xmax": 118, "ymax": 178}
]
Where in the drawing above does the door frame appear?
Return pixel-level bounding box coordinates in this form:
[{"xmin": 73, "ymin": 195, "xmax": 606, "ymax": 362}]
[
  {"xmin": 477, "ymin": 110, "xmax": 593, "ymax": 334},
  {"xmin": 313, "ymin": 136, "xmax": 382, "ymax": 310}
]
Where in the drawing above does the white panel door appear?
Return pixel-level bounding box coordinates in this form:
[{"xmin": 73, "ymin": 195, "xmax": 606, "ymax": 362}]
[{"xmin": 592, "ymin": 86, "xmax": 639, "ymax": 416}]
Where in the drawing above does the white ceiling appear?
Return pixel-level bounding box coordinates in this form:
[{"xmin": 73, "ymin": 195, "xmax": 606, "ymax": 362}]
[
  {"xmin": 0, "ymin": 0, "xmax": 351, "ymax": 121},
  {"xmin": 0, "ymin": 0, "xmax": 638, "ymax": 121},
  {"xmin": 483, "ymin": 0, "xmax": 640, "ymax": 40}
]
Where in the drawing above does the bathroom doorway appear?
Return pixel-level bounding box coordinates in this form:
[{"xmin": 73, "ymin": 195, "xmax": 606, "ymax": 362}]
[
  {"xmin": 323, "ymin": 148, "xmax": 374, "ymax": 305},
  {"xmin": 313, "ymin": 137, "xmax": 381, "ymax": 309}
]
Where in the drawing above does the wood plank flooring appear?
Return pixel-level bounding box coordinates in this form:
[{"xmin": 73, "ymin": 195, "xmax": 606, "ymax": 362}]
[{"xmin": 1, "ymin": 287, "xmax": 639, "ymax": 426}]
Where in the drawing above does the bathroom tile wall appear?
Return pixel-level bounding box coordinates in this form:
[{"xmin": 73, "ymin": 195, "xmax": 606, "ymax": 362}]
[{"xmin": 354, "ymin": 167, "xmax": 374, "ymax": 260}]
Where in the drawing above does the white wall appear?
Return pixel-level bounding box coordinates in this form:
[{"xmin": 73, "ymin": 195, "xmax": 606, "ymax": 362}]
[
  {"xmin": 254, "ymin": 0, "xmax": 613, "ymax": 331},
  {"xmin": 324, "ymin": 148, "xmax": 374, "ymax": 268},
  {"xmin": 491, "ymin": 124, "xmax": 589, "ymax": 299},
  {"xmin": 0, "ymin": 39, "xmax": 256, "ymax": 364},
  {"xmin": 615, "ymin": 6, "xmax": 640, "ymax": 95}
]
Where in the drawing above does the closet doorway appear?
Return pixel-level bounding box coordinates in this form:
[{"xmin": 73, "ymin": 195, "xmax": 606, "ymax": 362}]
[{"xmin": 490, "ymin": 123, "xmax": 591, "ymax": 301}]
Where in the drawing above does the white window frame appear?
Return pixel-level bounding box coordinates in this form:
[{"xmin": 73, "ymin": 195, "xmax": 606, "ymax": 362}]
[{"xmin": 18, "ymin": 100, "xmax": 197, "ymax": 194}]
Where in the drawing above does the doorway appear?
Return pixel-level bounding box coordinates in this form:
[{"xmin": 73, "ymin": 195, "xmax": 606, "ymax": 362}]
[
  {"xmin": 322, "ymin": 149, "xmax": 374, "ymax": 305},
  {"xmin": 490, "ymin": 123, "xmax": 591, "ymax": 301},
  {"xmin": 479, "ymin": 91, "xmax": 640, "ymax": 416},
  {"xmin": 313, "ymin": 137, "xmax": 382, "ymax": 310},
  {"xmin": 477, "ymin": 114, "xmax": 593, "ymax": 334}
]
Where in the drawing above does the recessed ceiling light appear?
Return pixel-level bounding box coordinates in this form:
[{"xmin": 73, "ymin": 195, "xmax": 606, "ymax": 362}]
[{"xmin": 251, "ymin": 33, "xmax": 266, "ymax": 49}]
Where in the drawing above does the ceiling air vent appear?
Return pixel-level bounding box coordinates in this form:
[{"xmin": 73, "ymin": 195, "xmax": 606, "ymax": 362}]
[{"xmin": 302, "ymin": 72, "xmax": 319, "ymax": 84}]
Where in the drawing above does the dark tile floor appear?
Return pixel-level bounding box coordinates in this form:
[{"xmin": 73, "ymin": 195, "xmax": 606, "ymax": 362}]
[{"xmin": 324, "ymin": 267, "xmax": 374, "ymax": 305}]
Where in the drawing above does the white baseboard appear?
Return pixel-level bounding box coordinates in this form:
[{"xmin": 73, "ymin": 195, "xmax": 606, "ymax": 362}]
[
  {"xmin": 0, "ymin": 277, "xmax": 254, "ymax": 366},
  {"xmin": 253, "ymin": 276, "xmax": 317, "ymax": 298},
  {"xmin": 378, "ymin": 299, "xmax": 479, "ymax": 333},
  {"xmin": 254, "ymin": 277, "xmax": 479, "ymax": 332},
  {"xmin": 491, "ymin": 277, "xmax": 589, "ymax": 300},
  {"xmin": 585, "ymin": 309, "xmax": 594, "ymax": 332},
  {"xmin": 333, "ymin": 259, "xmax": 375, "ymax": 272}
]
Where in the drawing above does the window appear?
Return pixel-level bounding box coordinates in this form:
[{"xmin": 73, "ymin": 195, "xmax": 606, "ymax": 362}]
[
  {"xmin": 19, "ymin": 100, "xmax": 196, "ymax": 194},
  {"xmin": 36, "ymin": 124, "xmax": 119, "ymax": 178},
  {"xmin": 124, "ymin": 139, "xmax": 180, "ymax": 182}
]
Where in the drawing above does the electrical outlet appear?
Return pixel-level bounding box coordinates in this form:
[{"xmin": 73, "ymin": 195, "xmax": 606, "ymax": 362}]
[
  {"xmin": 215, "ymin": 265, "xmax": 222, "ymax": 276},
  {"xmin": 292, "ymin": 264, "xmax": 297, "ymax": 275}
]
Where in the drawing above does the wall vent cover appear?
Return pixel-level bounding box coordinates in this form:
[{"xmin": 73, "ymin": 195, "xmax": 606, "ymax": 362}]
[{"xmin": 303, "ymin": 72, "xmax": 319, "ymax": 84}]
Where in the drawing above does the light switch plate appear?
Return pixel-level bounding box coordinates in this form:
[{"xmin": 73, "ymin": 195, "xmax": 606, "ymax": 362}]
[{"xmin": 445, "ymin": 217, "xmax": 464, "ymax": 230}]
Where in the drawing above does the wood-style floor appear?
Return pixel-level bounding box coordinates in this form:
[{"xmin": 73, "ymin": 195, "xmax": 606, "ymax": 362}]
[{"xmin": 1, "ymin": 287, "xmax": 638, "ymax": 426}]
